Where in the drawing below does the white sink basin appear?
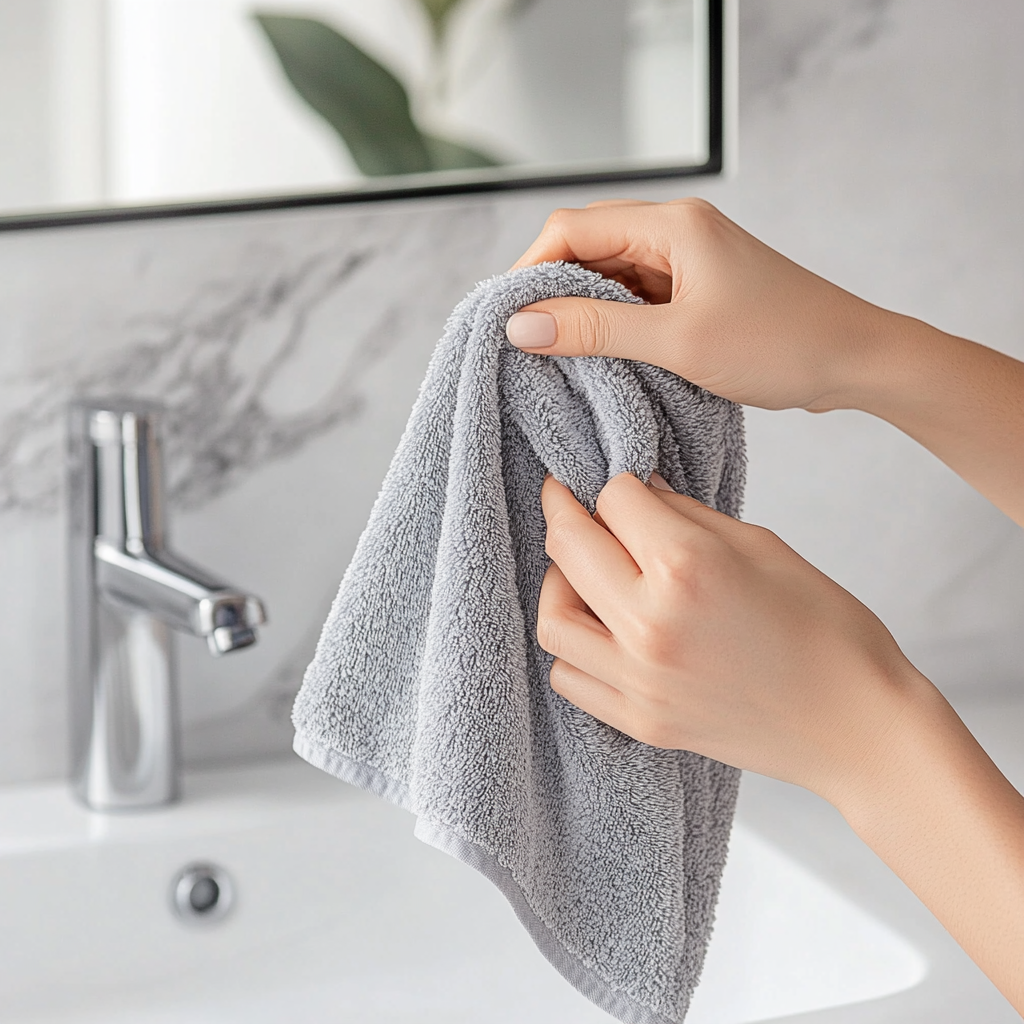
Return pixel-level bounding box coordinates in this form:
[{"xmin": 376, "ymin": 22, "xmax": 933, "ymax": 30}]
[{"xmin": 0, "ymin": 759, "xmax": 925, "ymax": 1024}]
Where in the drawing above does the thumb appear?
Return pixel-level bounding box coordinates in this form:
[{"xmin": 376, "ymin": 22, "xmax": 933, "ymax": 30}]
[{"xmin": 506, "ymin": 297, "xmax": 681, "ymax": 366}]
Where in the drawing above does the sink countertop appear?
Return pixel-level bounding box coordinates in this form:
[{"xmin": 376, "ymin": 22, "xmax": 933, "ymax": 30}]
[
  {"xmin": 0, "ymin": 686, "xmax": 1019, "ymax": 1023},
  {"xmin": 734, "ymin": 683, "xmax": 1024, "ymax": 1023}
]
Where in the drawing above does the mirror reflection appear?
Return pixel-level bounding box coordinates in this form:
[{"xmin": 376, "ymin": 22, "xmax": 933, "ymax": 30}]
[{"xmin": 0, "ymin": 0, "xmax": 716, "ymax": 218}]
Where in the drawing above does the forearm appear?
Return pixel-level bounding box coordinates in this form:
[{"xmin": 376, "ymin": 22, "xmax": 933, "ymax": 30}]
[
  {"xmin": 830, "ymin": 668, "xmax": 1024, "ymax": 1012},
  {"xmin": 539, "ymin": 471, "xmax": 1024, "ymax": 1007},
  {"xmin": 844, "ymin": 312, "xmax": 1024, "ymax": 527}
]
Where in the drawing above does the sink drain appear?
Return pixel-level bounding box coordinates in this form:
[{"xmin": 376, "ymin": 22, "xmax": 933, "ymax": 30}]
[{"xmin": 171, "ymin": 863, "xmax": 234, "ymax": 923}]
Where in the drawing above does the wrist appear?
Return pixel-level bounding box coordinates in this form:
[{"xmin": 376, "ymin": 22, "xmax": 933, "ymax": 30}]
[
  {"xmin": 828, "ymin": 306, "xmax": 983, "ymax": 432},
  {"xmin": 808, "ymin": 657, "xmax": 939, "ymax": 818},
  {"xmin": 823, "ymin": 663, "xmax": 951, "ymax": 829},
  {"xmin": 823, "ymin": 661, "xmax": 1019, "ymax": 855},
  {"xmin": 827, "ymin": 309, "xmax": 1024, "ymax": 525},
  {"xmin": 822, "ymin": 303, "xmax": 942, "ymax": 417}
]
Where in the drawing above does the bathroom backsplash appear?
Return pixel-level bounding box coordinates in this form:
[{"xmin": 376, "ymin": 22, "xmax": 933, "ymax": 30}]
[{"xmin": 1, "ymin": 0, "xmax": 1022, "ymax": 785}]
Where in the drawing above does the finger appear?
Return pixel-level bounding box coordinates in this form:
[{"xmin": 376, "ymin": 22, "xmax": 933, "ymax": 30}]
[
  {"xmin": 594, "ymin": 473, "xmax": 720, "ymax": 573},
  {"xmin": 571, "ymin": 258, "xmax": 673, "ymax": 305},
  {"xmin": 541, "ymin": 476, "xmax": 641, "ymax": 628},
  {"xmin": 512, "ymin": 198, "xmax": 723, "ymax": 277},
  {"xmin": 505, "ymin": 297, "xmax": 686, "ymax": 370},
  {"xmin": 511, "ymin": 204, "xmax": 675, "ymax": 275},
  {"xmin": 511, "ymin": 208, "xmax": 584, "ymax": 269},
  {"xmin": 538, "ymin": 561, "xmax": 599, "ymax": 623},
  {"xmin": 548, "ymin": 658, "xmax": 636, "ymax": 734},
  {"xmin": 648, "ymin": 474, "xmax": 775, "ymax": 553},
  {"xmin": 537, "ymin": 564, "xmax": 621, "ymax": 678}
]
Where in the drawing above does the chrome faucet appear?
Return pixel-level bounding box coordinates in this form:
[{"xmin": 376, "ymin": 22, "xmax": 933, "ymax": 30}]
[{"xmin": 68, "ymin": 400, "xmax": 267, "ymax": 812}]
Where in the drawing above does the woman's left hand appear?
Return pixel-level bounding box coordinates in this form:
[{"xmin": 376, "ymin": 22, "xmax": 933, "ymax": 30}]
[
  {"xmin": 538, "ymin": 472, "xmax": 922, "ymax": 804},
  {"xmin": 540, "ymin": 473, "xmax": 1024, "ymax": 1014}
]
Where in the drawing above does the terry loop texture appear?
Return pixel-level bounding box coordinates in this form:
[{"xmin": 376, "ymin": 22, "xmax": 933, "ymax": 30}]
[{"xmin": 293, "ymin": 262, "xmax": 746, "ymax": 1024}]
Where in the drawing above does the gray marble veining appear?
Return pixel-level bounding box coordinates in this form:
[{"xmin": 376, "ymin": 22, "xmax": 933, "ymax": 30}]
[
  {"xmin": 2, "ymin": 248, "xmax": 370, "ymax": 515},
  {"xmin": 0, "ymin": 205, "xmax": 498, "ymax": 521}
]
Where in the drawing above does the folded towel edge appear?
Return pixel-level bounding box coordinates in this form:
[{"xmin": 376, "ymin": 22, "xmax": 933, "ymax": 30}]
[{"xmin": 292, "ymin": 731, "xmax": 681, "ymax": 1024}]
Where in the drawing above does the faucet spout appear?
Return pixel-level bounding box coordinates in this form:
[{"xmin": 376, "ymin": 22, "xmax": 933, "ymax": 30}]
[
  {"xmin": 95, "ymin": 543, "xmax": 267, "ymax": 655},
  {"xmin": 68, "ymin": 400, "xmax": 269, "ymax": 811}
]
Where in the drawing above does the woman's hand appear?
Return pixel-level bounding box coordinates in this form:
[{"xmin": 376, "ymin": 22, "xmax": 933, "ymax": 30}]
[
  {"xmin": 538, "ymin": 471, "xmax": 921, "ymax": 800},
  {"xmin": 540, "ymin": 471, "xmax": 1024, "ymax": 1012},
  {"xmin": 511, "ymin": 197, "xmax": 1024, "ymax": 528},
  {"xmin": 507, "ymin": 198, "xmax": 895, "ymax": 413}
]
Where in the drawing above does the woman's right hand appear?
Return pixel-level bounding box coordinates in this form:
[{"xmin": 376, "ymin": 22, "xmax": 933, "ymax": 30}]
[
  {"xmin": 509, "ymin": 197, "xmax": 1024, "ymax": 527},
  {"xmin": 507, "ymin": 198, "xmax": 896, "ymax": 413}
]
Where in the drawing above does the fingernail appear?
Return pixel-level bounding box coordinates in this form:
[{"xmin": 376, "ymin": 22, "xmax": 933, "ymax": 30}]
[
  {"xmin": 649, "ymin": 472, "xmax": 674, "ymax": 491},
  {"xmin": 506, "ymin": 311, "xmax": 557, "ymax": 349}
]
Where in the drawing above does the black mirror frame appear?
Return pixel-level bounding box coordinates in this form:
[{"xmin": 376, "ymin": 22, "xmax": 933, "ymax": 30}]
[{"xmin": 0, "ymin": 0, "xmax": 722, "ymax": 233}]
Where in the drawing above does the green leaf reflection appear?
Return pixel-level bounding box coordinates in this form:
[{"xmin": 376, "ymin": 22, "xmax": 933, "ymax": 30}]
[{"xmin": 254, "ymin": 12, "xmax": 498, "ymax": 177}]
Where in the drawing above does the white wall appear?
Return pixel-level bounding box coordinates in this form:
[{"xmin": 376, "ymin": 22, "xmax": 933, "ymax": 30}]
[{"xmin": 0, "ymin": 1, "xmax": 53, "ymax": 210}]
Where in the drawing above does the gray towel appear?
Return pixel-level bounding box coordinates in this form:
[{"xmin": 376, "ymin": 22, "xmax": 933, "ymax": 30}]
[{"xmin": 293, "ymin": 262, "xmax": 746, "ymax": 1024}]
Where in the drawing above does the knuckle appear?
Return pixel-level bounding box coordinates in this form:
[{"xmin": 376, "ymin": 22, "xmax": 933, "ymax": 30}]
[
  {"xmin": 642, "ymin": 628, "xmax": 679, "ymax": 668},
  {"xmin": 535, "ymin": 612, "xmax": 563, "ymax": 656},
  {"xmin": 736, "ymin": 521, "xmax": 786, "ymax": 563},
  {"xmin": 672, "ymin": 197, "xmax": 724, "ymax": 240},
  {"xmin": 622, "ymin": 610, "xmax": 678, "ymax": 667},
  {"xmin": 677, "ymin": 196, "xmax": 719, "ymax": 216},
  {"xmin": 547, "ymin": 658, "xmax": 573, "ymax": 695},
  {"xmin": 543, "ymin": 512, "xmax": 576, "ymax": 559},
  {"xmin": 674, "ymin": 196, "xmax": 719, "ymax": 223},
  {"xmin": 656, "ymin": 533, "xmax": 726, "ymax": 592},
  {"xmin": 657, "ymin": 543, "xmax": 697, "ymax": 582},
  {"xmin": 654, "ymin": 542, "xmax": 710, "ymax": 596},
  {"xmin": 748, "ymin": 523, "xmax": 781, "ymax": 551},
  {"xmin": 574, "ymin": 303, "xmax": 612, "ymax": 358},
  {"xmin": 632, "ymin": 715, "xmax": 680, "ymax": 750},
  {"xmin": 544, "ymin": 207, "xmax": 575, "ymax": 233}
]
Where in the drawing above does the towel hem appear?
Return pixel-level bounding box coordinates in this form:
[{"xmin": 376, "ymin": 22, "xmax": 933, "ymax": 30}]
[
  {"xmin": 293, "ymin": 732, "xmax": 679, "ymax": 1024},
  {"xmin": 293, "ymin": 732, "xmax": 413, "ymax": 811}
]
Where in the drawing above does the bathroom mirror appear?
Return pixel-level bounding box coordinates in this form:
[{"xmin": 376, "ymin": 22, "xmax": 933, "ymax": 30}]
[{"xmin": 0, "ymin": 0, "xmax": 722, "ymax": 228}]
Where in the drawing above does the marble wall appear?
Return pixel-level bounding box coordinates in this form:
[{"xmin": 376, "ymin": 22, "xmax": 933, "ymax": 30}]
[{"xmin": 1, "ymin": 0, "xmax": 1021, "ymax": 785}]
